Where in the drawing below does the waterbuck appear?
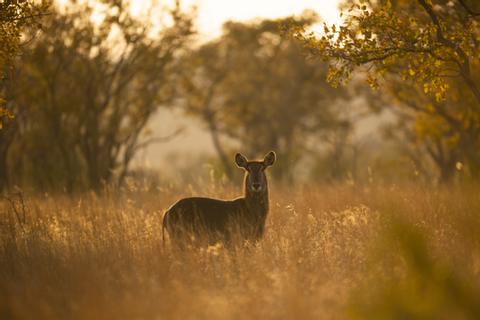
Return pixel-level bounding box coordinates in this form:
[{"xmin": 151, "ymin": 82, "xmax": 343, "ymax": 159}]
[{"xmin": 162, "ymin": 151, "xmax": 276, "ymax": 246}]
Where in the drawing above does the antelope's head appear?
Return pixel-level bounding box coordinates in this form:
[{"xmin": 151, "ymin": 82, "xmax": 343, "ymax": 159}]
[{"xmin": 235, "ymin": 151, "xmax": 276, "ymax": 193}]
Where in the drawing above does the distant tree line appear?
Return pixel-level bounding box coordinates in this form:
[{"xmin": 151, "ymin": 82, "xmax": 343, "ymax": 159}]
[
  {"xmin": 1, "ymin": 3, "xmax": 367, "ymax": 192},
  {"xmin": 1, "ymin": 0, "xmax": 479, "ymax": 192}
]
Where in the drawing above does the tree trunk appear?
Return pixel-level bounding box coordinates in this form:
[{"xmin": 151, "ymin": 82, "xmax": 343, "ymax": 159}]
[
  {"xmin": 207, "ymin": 116, "xmax": 233, "ymax": 180},
  {"xmin": 0, "ymin": 151, "xmax": 8, "ymax": 191},
  {"xmin": 0, "ymin": 120, "xmax": 17, "ymax": 192},
  {"xmin": 438, "ymin": 161, "xmax": 456, "ymax": 184}
]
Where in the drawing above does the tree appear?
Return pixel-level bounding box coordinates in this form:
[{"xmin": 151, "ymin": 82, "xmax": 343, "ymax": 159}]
[
  {"xmin": 385, "ymin": 76, "xmax": 480, "ymax": 182},
  {"xmin": 0, "ymin": 0, "xmax": 48, "ymax": 128},
  {"xmin": 3, "ymin": 0, "xmax": 194, "ymax": 191},
  {"xmin": 179, "ymin": 15, "xmax": 354, "ymax": 181},
  {"xmin": 293, "ymin": 0, "xmax": 480, "ymax": 182},
  {"xmin": 0, "ymin": 0, "xmax": 48, "ymax": 190}
]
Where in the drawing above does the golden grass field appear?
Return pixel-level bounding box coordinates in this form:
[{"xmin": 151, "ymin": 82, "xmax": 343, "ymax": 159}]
[{"xmin": 1, "ymin": 183, "xmax": 480, "ymax": 319}]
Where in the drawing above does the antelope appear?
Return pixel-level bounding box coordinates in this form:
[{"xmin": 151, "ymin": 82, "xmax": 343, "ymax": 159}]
[{"xmin": 162, "ymin": 151, "xmax": 276, "ymax": 246}]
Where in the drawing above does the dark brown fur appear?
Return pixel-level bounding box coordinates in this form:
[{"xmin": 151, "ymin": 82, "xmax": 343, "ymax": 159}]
[{"xmin": 162, "ymin": 152, "xmax": 275, "ymax": 246}]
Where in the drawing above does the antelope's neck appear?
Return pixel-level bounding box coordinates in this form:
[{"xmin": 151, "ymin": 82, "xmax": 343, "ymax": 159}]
[{"xmin": 245, "ymin": 186, "xmax": 269, "ymax": 217}]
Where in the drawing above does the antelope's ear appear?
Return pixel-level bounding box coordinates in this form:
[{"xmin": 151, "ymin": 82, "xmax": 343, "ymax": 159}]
[
  {"xmin": 235, "ymin": 153, "xmax": 248, "ymax": 168},
  {"xmin": 263, "ymin": 151, "xmax": 276, "ymax": 167}
]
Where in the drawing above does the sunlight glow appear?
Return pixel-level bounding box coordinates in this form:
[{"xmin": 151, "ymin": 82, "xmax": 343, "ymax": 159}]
[
  {"xmin": 56, "ymin": 0, "xmax": 341, "ymax": 39},
  {"xmin": 133, "ymin": 0, "xmax": 342, "ymax": 39}
]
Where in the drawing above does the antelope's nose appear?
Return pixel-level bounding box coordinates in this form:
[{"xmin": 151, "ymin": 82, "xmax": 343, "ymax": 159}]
[{"xmin": 252, "ymin": 183, "xmax": 261, "ymax": 191}]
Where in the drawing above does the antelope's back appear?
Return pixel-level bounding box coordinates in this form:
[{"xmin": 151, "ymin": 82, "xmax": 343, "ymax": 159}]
[{"xmin": 164, "ymin": 197, "xmax": 245, "ymax": 234}]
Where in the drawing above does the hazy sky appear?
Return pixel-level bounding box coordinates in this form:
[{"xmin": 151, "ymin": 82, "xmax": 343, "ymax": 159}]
[{"xmin": 180, "ymin": 0, "xmax": 341, "ymax": 38}]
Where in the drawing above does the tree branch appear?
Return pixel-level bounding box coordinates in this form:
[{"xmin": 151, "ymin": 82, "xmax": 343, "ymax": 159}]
[
  {"xmin": 132, "ymin": 128, "xmax": 184, "ymax": 153},
  {"xmin": 418, "ymin": 0, "xmax": 480, "ymax": 106}
]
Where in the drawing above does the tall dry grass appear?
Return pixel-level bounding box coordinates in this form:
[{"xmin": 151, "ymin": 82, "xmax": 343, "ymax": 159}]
[{"xmin": 1, "ymin": 183, "xmax": 479, "ymax": 319}]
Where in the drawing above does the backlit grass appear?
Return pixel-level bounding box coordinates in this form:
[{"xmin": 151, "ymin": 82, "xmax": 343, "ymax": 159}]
[{"xmin": 1, "ymin": 184, "xmax": 479, "ymax": 319}]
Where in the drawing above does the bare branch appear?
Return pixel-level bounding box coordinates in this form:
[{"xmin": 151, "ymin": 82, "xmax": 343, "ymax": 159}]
[{"xmin": 133, "ymin": 128, "xmax": 184, "ymax": 153}]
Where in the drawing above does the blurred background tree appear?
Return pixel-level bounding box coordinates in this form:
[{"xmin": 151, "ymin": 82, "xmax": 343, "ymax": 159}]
[
  {"xmin": 178, "ymin": 14, "xmax": 362, "ymax": 182},
  {"xmin": 2, "ymin": 0, "xmax": 194, "ymax": 192}
]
